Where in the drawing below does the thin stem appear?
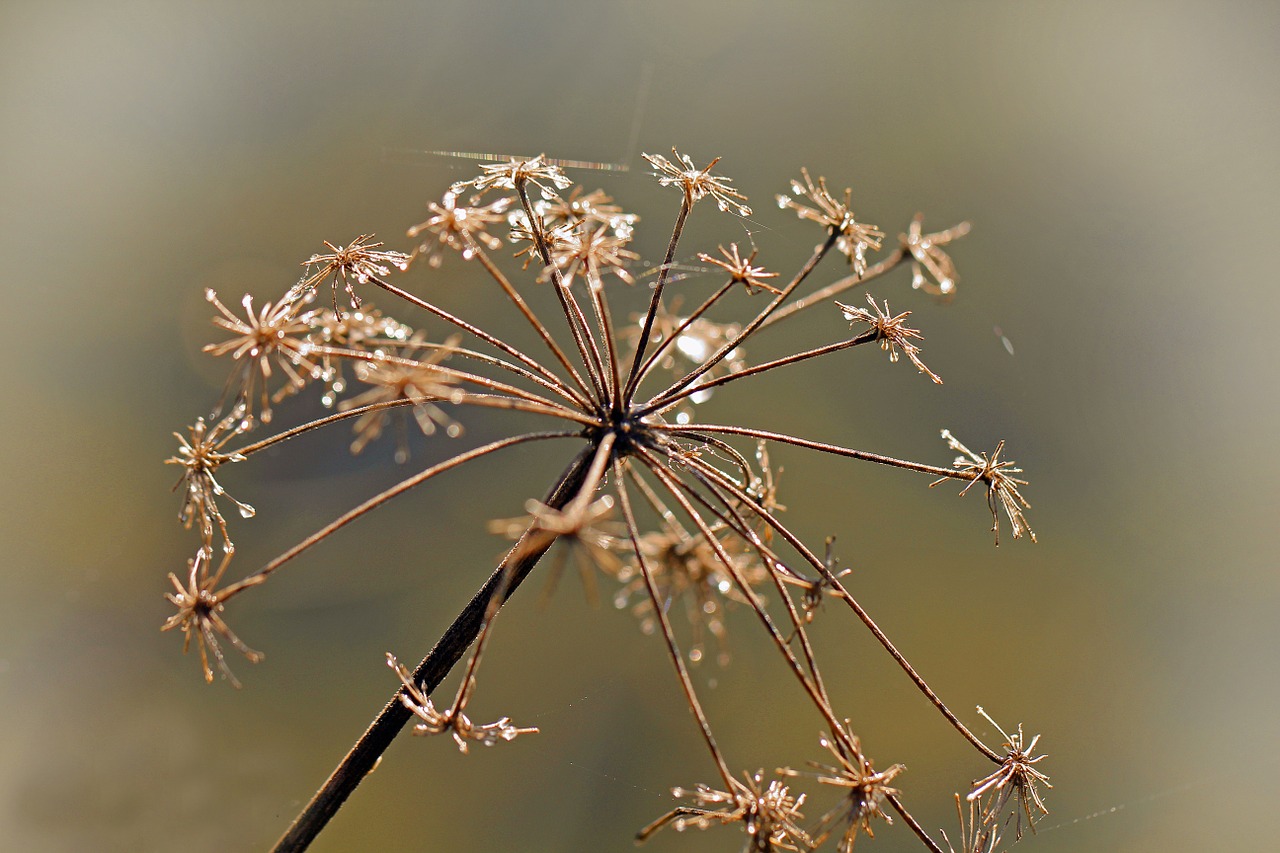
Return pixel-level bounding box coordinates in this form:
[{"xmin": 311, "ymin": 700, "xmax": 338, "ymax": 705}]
[
  {"xmin": 630, "ymin": 280, "xmax": 735, "ymax": 397},
  {"xmin": 887, "ymin": 793, "xmax": 948, "ymax": 853},
  {"xmin": 306, "ymin": 344, "xmax": 575, "ymax": 416},
  {"xmin": 679, "ymin": 452, "xmax": 999, "ymax": 762},
  {"xmin": 647, "ymin": 330, "xmax": 879, "ymax": 416},
  {"xmin": 396, "ymin": 335, "xmax": 588, "ymax": 409},
  {"xmin": 271, "ymin": 446, "xmax": 596, "ymax": 853},
  {"xmin": 642, "ymin": 231, "xmax": 839, "ymax": 413},
  {"xmin": 222, "ymin": 431, "xmax": 580, "ymax": 600},
  {"xmin": 613, "ymin": 460, "xmax": 734, "ymax": 789},
  {"xmin": 470, "ymin": 240, "xmax": 596, "ymax": 409},
  {"xmin": 365, "ymin": 274, "xmax": 576, "ymax": 406},
  {"xmin": 623, "ymin": 191, "xmax": 693, "ymax": 401},
  {"xmin": 759, "ymin": 245, "xmax": 907, "ymax": 330},
  {"xmin": 661, "ymin": 424, "xmax": 977, "ymax": 483},
  {"xmin": 515, "ymin": 182, "xmax": 609, "ymax": 406},
  {"xmin": 638, "ymin": 451, "xmax": 844, "ymax": 734}
]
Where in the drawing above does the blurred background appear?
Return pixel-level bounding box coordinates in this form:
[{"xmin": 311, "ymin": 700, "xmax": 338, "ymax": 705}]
[{"xmin": 2, "ymin": 1, "xmax": 1277, "ymax": 851}]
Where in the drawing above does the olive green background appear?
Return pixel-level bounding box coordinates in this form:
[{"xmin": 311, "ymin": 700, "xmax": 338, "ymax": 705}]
[{"xmin": 3, "ymin": 2, "xmax": 1277, "ymax": 851}]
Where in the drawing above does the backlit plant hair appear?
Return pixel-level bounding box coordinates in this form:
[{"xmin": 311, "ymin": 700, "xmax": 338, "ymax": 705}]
[{"xmin": 163, "ymin": 150, "xmax": 1046, "ymax": 852}]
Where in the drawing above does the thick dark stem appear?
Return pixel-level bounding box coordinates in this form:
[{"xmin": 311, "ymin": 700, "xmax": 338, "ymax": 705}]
[{"xmin": 271, "ymin": 446, "xmax": 594, "ymax": 852}]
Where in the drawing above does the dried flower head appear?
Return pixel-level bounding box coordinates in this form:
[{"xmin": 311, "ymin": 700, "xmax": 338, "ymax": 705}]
[
  {"xmin": 644, "ymin": 148, "xmax": 751, "ymax": 216},
  {"xmin": 339, "ymin": 341, "xmax": 465, "ymax": 462},
  {"xmin": 967, "ymin": 707, "xmax": 1050, "ymax": 839},
  {"xmin": 698, "ymin": 244, "xmax": 783, "ymax": 295},
  {"xmin": 489, "ymin": 494, "xmax": 625, "ymax": 604},
  {"xmin": 388, "ymin": 654, "xmax": 537, "ymax": 754},
  {"xmin": 638, "ymin": 771, "xmax": 810, "ymax": 852},
  {"xmin": 305, "ymin": 304, "xmax": 417, "ymax": 407},
  {"xmin": 167, "ymin": 415, "xmax": 254, "ymax": 553},
  {"xmin": 537, "ymin": 186, "xmax": 638, "ymax": 238},
  {"xmin": 295, "ymin": 234, "xmax": 410, "ymax": 312},
  {"xmin": 162, "ymin": 549, "xmax": 262, "ymax": 687},
  {"xmin": 543, "ymin": 222, "xmax": 639, "ymax": 288},
  {"xmin": 451, "ymin": 153, "xmax": 571, "ymax": 199},
  {"xmin": 202, "ymin": 289, "xmax": 318, "ymax": 426},
  {"xmin": 930, "ymin": 430, "xmax": 1035, "ymax": 544},
  {"xmin": 838, "ymin": 295, "xmax": 942, "ymax": 384},
  {"xmin": 777, "ymin": 168, "xmax": 884, "ymax": 276},
  {"xmin": 941, "ymin": 793, "xmax": 1004, "ymax": 853},
  {"xmin": 407, "ymin": 190, "xmax": 512, "ymax": 268},
  {"xmin": 791, "ymin": 723, "xmax": 904, "ymax": 852},
  {"xmin": 902, "ymin": 214, "xmax": 971, "ymax": 299}
]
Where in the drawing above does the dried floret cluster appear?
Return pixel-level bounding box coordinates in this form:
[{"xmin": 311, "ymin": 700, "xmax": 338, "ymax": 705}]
[{"xmin": 163, "ymin": 148, "xmax": 1046, "ymax": 852}]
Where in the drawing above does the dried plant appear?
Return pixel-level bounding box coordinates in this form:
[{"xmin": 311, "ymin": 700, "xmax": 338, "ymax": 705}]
[{"xmin": 161, "ymin": 149, "xmax": 1047, "ymax": 852}]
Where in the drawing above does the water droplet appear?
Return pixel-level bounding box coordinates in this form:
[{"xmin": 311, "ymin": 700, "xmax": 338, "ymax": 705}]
[
  {"xmin": 446, "ymin": 424, "xmax": 463, "ymax": 438},
  {"xmin": 239, "ymin": 504, "xmax": 257, "ymax": 519}
]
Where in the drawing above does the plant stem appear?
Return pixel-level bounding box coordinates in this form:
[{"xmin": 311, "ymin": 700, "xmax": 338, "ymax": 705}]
[{"xmin": 271, "ymin": 446, "xmax": 594, "ymax": 852}]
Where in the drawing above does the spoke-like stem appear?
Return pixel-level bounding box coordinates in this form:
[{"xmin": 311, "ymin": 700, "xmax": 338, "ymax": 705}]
[
  {"xmin": 647, "ymin": 330, "xmax": 879, "ymax": 416},
  {"xmin": 760, "ymin": 245, "xmax": 907, "ymax": 330},
  {"xmin": 365, "ymin": 274, "xmax": 578, "ymax": 403},
  {"xmin": 630, "ymin": 279, "xmax": 735, "ymax": 398},
  {"xmin": 642, "ymin": 231, "xmax": 839, "ymax": 412},
  {"xmin": 515, "ymin": 182, "xmax": 610, "ymax": 407},
  {"xmin": 679, "ymin": 452, "xmax": 999, "ymax": 762},
  {"xmin": 397, "ymin": 336, "xmax": 588, "ymax": 409},
  {"xmin": 271, "ymin": 445, "xmax": 596, "ymax": 853},
  {"xmin": 233, "ymin": 399, "xmax": 430, "ymax": 457},
  {"xmin": 623, "ymin": 192, "xmax": 693, "ymax": 402},
  {"xmin": 690, "ymin": 468, "xmax": 831, "ymax": 706},
  {"xmin": 638, "ymin": 450, "xmax": 844, "ymax": 734},
  {"xmin": 613, "ymin": 460, "xmax": 734, "ymax": 789},
  {"xmin": 584, "ymin": 277, "xmax": 622, "ymax": 411},
  {"xmin": 661, "ymin": 424, "xmax": 977, "ymax": 483},
  {"xmin": 222, "ymin": 432, "xmax": 580, "ymax": 600},
  {"xmin": 470, "ymin": 241, "xmax": 596, "ymax": 409},
  {"xmin": 306, "ymin": 345, "xmax": 575, "ymax": 416}
]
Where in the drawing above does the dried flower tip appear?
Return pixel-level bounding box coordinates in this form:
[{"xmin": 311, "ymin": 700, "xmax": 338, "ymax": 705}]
[
  {"xmin": 930, "ymin": 430, "xmax": 1035, "ymax": 544},
  {"xmin": 387, "ymin": 654, "xmax": 537, "ymax": 754},
  {"xmin": 340, "ymin": 339, "xmax": 466, "ymax": 462},
  {"xmin": 941, "ymin": 793, "xmax": 1003, "ymax": 853},
  {"xmin": 697, "ymin": 244, "xmax": 782, "ymax": 295},
  {"xmin": 203, "ymin": 289, "xmax": 318, "ymax": 426},
  {"xmin": 902, "ymin": 213, "xmax": 971, "ymax": 299},
  {"xmin": 305, "ymin": 305, "xmax": 417, "ymax": 407},
  {"xmin": 638, "ymin": 771, "xmax": 809, "ymax": 851},
  {"xmin": 406, "ymin": 191, "xmax": 511, "ymax": 268},
  {"xmin": 537, "ymin": 186, "xmax": 638, "ymax": 238},
  {"xmin": 837, "ymin": 295, "xmax": 942, "ymax": 384},
  {"xmin": 451, "ymin": 153, "xmax": 572, "ymax": 199},
  {"xmin": 643, "ymin": 148, "xmax": 751, "ymax": 216},
  {"xmin": 800, "ymin": 537, "xmax": 849, "ymax": 624},
  {"xmin": 777, "ymin": 168, "xmax": 883, "ymax": 276},
  {"xmin": 294, "ymin": 234, "xmax": 410, "ymax": 312},
  {"xmin": 167, "ymin": 415, "xmax": 254, "ymax": 553},
  {"xmin": 967, "ymin": 706, "xmax": 1051, "ymax": 839},
  {"xmin": 162, "ymin": 549, "xmax": 262, "ymax": 687},
  {"xmin": 784, "ymin": 722, "xmax": 903, "ymax": 851},
  {"xmin": 541, "ymin": 222, "xmax": 640, "ymax": 289}
]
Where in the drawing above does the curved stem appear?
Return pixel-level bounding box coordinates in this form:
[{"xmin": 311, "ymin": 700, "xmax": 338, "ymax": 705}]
[
  {"xmin": 613, "ymin": 460, "xmax": 734, "ymax": 789},
  {"xmin": 661, "ymin": 423, "xmax": 976, "ymax": 482},
  {"xmin": 470, "ymin": 240, "xmax": 596, "ymax": 409},
  {"xmin": 222, "ymin": 431, "xmax": 580, "ymax": 599},
  {"xmin": 678, "ymin": 452, "xmax": 999, "ymax": 763},
  {"xmin": 270, "ymin": 445, "xmax": 596, "ymax": 852},
  {"xmin": 623, "ymin": 192, "xmax": 693, "ymax": 401},
  {"xmin": 642, "ymin": 231, "xmax": 838, "ymax": 413},
  {"xmin": 629, "ymin": 280, "xmax": 735, "ymax": 397},
  {"xmin": 887, "ymin": 793, "xmax": 948, "ymax": 853},
  {"xmin": 645, "ymin": 330, "xmax": 878, "ymax": 416},
  {"xmin": 759, "ymin": 246, "xmax": 907, "ymax": 330}
]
